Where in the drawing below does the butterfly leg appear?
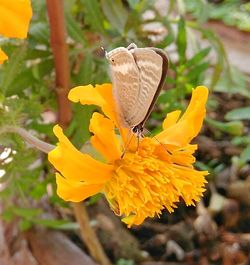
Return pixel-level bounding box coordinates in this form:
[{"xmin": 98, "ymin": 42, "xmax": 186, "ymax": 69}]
[
  {"xmin": 132, "ymin": 124, "xmax": 144, "ymax": 152},
  {"xmin": 121, "ymin": 130, "xmax": 135, "ymax": 158}
]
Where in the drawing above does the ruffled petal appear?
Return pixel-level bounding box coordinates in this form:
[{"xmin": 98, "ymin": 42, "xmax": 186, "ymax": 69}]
[
  {"xmin": 0, "ymin": 0, "xmax": 32, "ymax": 39},
  {"xmin": 157, "ymin": 86, "xmax": 208, "ymax": 146},
  {"xmin": 162, "ymin": 110, "xmax": 181, "ymax": 130},
  {"xmin": 0, "ymin": 48, "xmax": 8, "ymax": 64},
  {"xmin": 68, "ymin": 84, "xmax": 117, "ymax": 123},
  {"xmin": 48, "ymin": 125, "xmax": 113, "ymax": 184},
  {"xmin": 68, "ymin": 83, "xmax": 129, "ymax": 144},
  {"xmin": 179, "ymin": 86, "xmax": 208, "ymax": 130},
  {"xmin": 89, "ymin": 112, "xmax": 122, "ymax": 162},
  {"xmin": 56, "ymin": 173, "xmax": 104, "ymax": 202}
]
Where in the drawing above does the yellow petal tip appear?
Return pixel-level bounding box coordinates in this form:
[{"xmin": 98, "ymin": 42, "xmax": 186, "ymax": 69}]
[
  {"xmin": 53, "ymin": 124, "xmax": 63, "ymax": 136},
  {"xmin": 68, "ymin": 85, "xmax": 94, "ymax": 102}
]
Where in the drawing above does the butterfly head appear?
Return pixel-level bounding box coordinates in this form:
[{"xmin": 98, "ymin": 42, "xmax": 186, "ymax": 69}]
[{"xmin": 106, "ymin": 47, "xmax": 133, "ymax": 66}]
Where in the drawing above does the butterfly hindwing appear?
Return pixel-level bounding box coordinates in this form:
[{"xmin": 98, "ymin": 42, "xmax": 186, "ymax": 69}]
[{"xmin": 130, "ymin": 48, "xmax": 164, "ymax": 126}]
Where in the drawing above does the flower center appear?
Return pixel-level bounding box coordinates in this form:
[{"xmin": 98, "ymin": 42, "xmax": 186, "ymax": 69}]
[{"xmin": 103, "ymin": 137, "xmax": 180, "ymax": 226}]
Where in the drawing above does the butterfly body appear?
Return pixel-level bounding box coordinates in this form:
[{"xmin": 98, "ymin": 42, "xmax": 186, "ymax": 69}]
[{"xmin": 106, "ymin": 43, "xmax": 168, "ymax": 135}]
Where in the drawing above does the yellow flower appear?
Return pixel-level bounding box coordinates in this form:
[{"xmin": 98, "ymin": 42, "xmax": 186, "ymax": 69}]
[
  {"xmin": 0, "ymin": 0, "xmax": 32, "ymax": 63},
  {"xmin": 48, "ymin": 83, "xmax": 209, "ymax": 227}
]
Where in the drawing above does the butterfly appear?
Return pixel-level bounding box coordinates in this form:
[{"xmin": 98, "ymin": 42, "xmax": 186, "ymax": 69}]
[{"xmin": 105, "ymin": 43, "xmax": 168, "ymax": 137}]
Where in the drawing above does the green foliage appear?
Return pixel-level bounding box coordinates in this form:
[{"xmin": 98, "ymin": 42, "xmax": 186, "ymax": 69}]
[
  {"xmin": 81, "ymin": 0, "xmax": 106, "ymax": 35},
  {"xmin": 101, "ymin": 0, "xmax": 128, "ymax": 35},
  {"xmin": 0, "ymin": 0, "xmax": 249, "ymax": 232},
  {"xmin": 177, "ymin": 17, "xmax": 187, "ymax": 64},
  {"xmin": 206, "ymin": 118, "xmax": 244, "ymax": 136},
  {"xmin": 116, "ymin": 259, "xmax": 135, "ymax": 265},
  {"xmin": 225, "ymin": 107, "xmax": 250, "ymax": 121},
  {"xmin": 185, "ymin": 0, "xmax": 250, "ymax": 31},
  {"xmin": 239, "ymin": 145, "xmax": 250, "ymax": 165}
]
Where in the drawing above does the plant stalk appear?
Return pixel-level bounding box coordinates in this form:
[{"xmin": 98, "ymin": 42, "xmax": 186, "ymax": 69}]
[{"xmin": 46, "ymin": 0, "xmax": 71, "ymax": 128}]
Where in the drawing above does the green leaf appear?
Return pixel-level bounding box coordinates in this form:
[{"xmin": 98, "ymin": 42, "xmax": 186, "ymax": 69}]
[
  {"xmin": 11, "ymin": 207, "xmax": 42, "ymax": 218},
  {"xmin": 210, "ymin": 60, "xmax": 223, "ymax": 91},
  {"xmin": 86, "ymin": 193, "xmax": 102, "ymax": 205},
  {"xmin": 177, "ymin": 16, "xmax": 187, "ymax": 64},
  {"xmin": 29, "ymin": 22, "xmax": 50, "ymax": 44},
  {"xmin": 206, "ymin": 118, "xmax": 244, "ymax": 136},
  {"xmin": 185, "ymin": 47, "xmax": 211, "ymax": 68},
  {"xmin": 231, "ymin": 136, "xmax": 250, "ymax": 146},
  {"xmin": 80, "ymin": 0, "xmax": 106, "ymax": 35},
  {"xmin": 214, "ymin": 66, "xmax": 250, "ymax": 98},
  {"xmin": 101, "ymin": 0, "xmax": 128, "ymax": 34},
  {"xmin": 26, "ymin": 48, "xmax": 51, "ymax": 60},
  {"xmin": 0, "ymin": 45, "xmax": 27, "ymax": 94},
  {"xmin": 35, "ymin": 59, "xmax": 54, "ymax": 78},
  {"xmin": 68, "ymin": 104, "xmax": 95, "ymax": 148},
  {"xmin": 225, "ymin": 107, "xmax": 250, "ymax": 121},
  {"xmin": 123, "ymin": 9, "xmax": 140, "ymax": 37},
  {"xmin": 28, "ymin": 122, "xmax": 54, "ymax": 137},
  {"xmin": 19, "ymin": 219, "xmax": 32, "ymax": 231},
  {"xmin": 117, "ymin": 259, "xmax": 134, "ymax": 265},
  {"xmin": 65, "ymin": 12, "xmax": 87, "ymax": 45},
  {"xmin": 127, "ymin": 0, "xmax": 140, "ymax": 9},
  {"xmin": 240, "ymin": 144, "xmax": 250, "ymax": 164},
  {"xmin": 157, "ymin": 19, "xmax": 175, "ymax": 48},
  {"xmin": 186, "ymin": 62, "xmax": 210, "ymax": 81},
  {"xmin": 73, "ymin": 53, "xmax": 93, "ymax": 84},
  {"xmin": 6, "ymin": 69, "xmax": 35, "ymax": 96},
  {"xmin": 32, "ymin": 218, "xmax": 79, "ymax": 230}
]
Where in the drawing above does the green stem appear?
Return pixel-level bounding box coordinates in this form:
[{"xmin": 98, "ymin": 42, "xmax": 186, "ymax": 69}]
[{"xmin": 0, "ymin": 126, "xmax": 55, "ymax": 153}]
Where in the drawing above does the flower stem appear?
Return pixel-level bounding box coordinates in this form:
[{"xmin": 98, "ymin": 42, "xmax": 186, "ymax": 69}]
[
  {"xmin": 72, "ymin": 203, "xmax": 112, "ymax": 265},
  {"xmin": 0, "ymin": 126, "xmax": 54, "ymax": 153}
]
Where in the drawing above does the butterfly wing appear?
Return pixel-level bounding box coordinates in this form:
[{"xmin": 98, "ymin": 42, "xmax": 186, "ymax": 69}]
[
  {"xmin": 131, "ymin": 47, "xmax": 167, "ymax": 127},
  {"xmin": 108, "ymin": 47, "xmax": 141, "ymax": 128},
  {"xmin": 107, "ymin": 46, "xmax": 168, "ymax": 129}
]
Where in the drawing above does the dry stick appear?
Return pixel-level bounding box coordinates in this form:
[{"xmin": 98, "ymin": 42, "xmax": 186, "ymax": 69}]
[
  {"xmin": 46, "ymin": 1, "xmax": 112, "ymax": 265},
  {"xmin": 46, "ymin": 0, "xmax": 71, "ymax": 128}
]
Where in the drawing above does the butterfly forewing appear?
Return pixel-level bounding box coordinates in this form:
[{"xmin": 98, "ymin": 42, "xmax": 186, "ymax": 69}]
[
  {"xmin": 107, "ymin": 44, "xmax": 168, "ymax": 130},
  {"xmin": 109, "ymin": 48, "xmax": 141, "ymax": 128}
]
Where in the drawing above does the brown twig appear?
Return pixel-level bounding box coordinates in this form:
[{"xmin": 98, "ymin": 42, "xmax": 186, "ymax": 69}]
[
  {"xmin": 46, "ymin": 1, "xmax": 112, "ymax": 265},
  {"xmin": 46, "ymin": 0, "xmax": 71, "ymax": 128}
]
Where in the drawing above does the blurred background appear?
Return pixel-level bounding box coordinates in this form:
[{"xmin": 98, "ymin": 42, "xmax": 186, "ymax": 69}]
[{"xmin": 0, "ymin": 0, "xmax": 250, "ymax": 264}]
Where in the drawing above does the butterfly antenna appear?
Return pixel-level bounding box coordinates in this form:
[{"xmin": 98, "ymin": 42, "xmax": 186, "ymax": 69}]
[
  {"xmin": 121, "ymin": 130, "xmax": 134, "ymax": 158},
  {"xmin": 100, "ymin": 46, "xmax": 108, "ymax": 57},
  {"xmin": 143, "ymin": 127, "xmax": 172, "ymax": 155}
]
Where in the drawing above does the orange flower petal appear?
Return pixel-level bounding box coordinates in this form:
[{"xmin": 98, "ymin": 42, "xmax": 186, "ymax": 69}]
[
  {"xmin": 162, "ymin": 110, "xmax": 182, "ymax": 130},
  {"xmin": 0, "ymin": 0, "xmax": 32, "ymax": 39},
  {"xmin": 68, "ymin": 83, "xmax": 129, "ymax": 144},
  {"xmin": 56, "ymin": 173, "xmax": 104, "ymax": 202},
  {"xmin": 89, "ymin": 112, "xmax": 122, "ymax": 162},
  {"xmin": 48, "ymin": 125, "xmax": 113, "ymax": 184},
  {"xmin": 68, "ymin": 83, "xmax": 117, "ymax": 122},
  {"xmin": 179, "ymin": 86, "xmax": 208, "ymax": 126},
  {"xmin": 157, "ymin": 86, "xmax": 208, "ymax": 146},
  {"xmin": 0, "ymin": 48, "xmax": 8, "ymax": 64}
]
